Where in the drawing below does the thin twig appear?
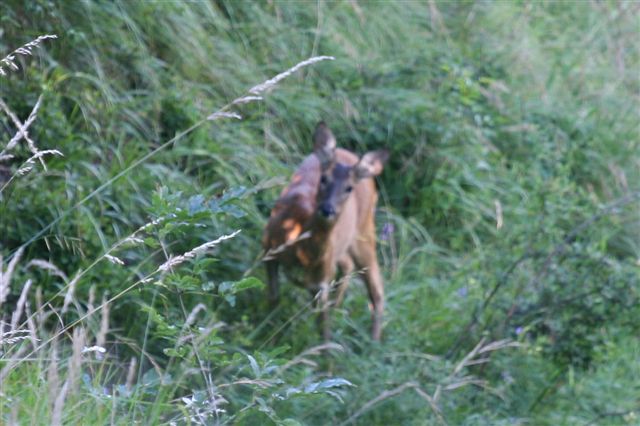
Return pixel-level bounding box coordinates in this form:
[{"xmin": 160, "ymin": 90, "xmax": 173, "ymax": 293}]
[
  {"xmin": 340, "ymin": 382, "xmax": 446, "ymax": 426},
  {"xmin": 586, "ymin": 406, "xmax": 640, "ymax": 426}
]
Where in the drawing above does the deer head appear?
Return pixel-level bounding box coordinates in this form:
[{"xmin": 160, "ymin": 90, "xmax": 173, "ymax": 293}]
[{"xmin": 313, "ymin": 122, "xmax": 388, "ymax": 222}]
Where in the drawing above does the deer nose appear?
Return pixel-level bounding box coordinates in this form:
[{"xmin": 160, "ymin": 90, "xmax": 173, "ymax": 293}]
[{"xmin": 319, "ymin": 203, "xmax": 336, "ymax": 218}]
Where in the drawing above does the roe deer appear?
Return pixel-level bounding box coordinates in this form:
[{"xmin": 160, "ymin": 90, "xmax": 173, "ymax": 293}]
[{"xmin": 262, "ymin": 122, "xmax": 388, "ymax": 340}]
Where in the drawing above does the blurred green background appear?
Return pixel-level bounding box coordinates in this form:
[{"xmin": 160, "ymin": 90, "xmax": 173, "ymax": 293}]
[{"xmin": 1, "ymin": 1, "xmax": 638, "ymax": 424}]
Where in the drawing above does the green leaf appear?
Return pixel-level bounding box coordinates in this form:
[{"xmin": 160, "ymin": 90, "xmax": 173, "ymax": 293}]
[
  {"xmin": 267, "ymin": 345, "xmax": 291, "ymax": 358},
  {"xmin": 278, "ymin": 419, "xmax": 303, "ymax": 426},
  {"xmin": 224, "ymin": 294, "xmax": 236, "ymax": 307},
  {"xmin": 218, "ymin": 277, "xmax": 265, "ymax": 295},
  {"xmin": 223, "ymin": 204, "xmax": 246, "ymax": 218},
  {"xmin": 247, "ymin": 354, "xmax": 261, "ymax": 377},
  {"xmin": 202, "ymin": 281, "xmax": 216, "ymax": 291},
  {"xmin": 188, "ymin": 194, "xmax": 206, "ymax": 215},
  {"xmin": 219, "ymin": 186, "xmax": 247, "ymax": 203},
  {"xmin": 304, "ymin": 378, "xmax": 354, "ymax": 393},
  {"xmin": 143, "ymin": 237, "xmax": 160, "ymax": 248}
]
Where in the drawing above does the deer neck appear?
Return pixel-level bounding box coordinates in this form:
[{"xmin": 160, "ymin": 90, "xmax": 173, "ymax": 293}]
[{"xmin": 301, "ymin": 214, "xmax": 338, "ymax": 265}]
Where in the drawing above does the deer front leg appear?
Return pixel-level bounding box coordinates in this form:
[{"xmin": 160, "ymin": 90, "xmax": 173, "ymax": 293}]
[
  {"xmin": 310, "ymin": 264, "xmax": 336, "ymax": 342},
  {"xmin": 335, "ymin": 256, "xmax": 354, "ymax": 308}
]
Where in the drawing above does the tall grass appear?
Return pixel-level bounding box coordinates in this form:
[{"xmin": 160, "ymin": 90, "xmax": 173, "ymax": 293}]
[{"xmin": 1, "ymin": 1, "xmax": 639, "ymax": 424}]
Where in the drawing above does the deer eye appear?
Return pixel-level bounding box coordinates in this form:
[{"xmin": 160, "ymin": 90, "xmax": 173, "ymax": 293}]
[
  {"xmin": 345, "ymin": 185, "xmax": 353, "ymax": 193},
  {"xmin": 320, "ymin": 176, "xmax": 328, "ymax": 185}
]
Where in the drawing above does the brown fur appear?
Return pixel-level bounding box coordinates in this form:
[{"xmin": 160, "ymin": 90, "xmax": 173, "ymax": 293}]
[{"xmin": 262, "ymin": 123, "xmax": 388, "ymax": 340}]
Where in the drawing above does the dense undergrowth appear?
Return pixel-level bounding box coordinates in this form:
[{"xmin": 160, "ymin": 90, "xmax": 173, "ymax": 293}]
[{"xmin": 1, "ymin": 1, "xmax": 639, "ymax": 425}]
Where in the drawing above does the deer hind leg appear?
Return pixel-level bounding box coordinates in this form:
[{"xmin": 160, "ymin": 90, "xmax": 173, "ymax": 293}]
[
  {"xmin": 363, "ymin": 262, "xmax": 384, "ymax": 341},
  {"xmin": 335, "ymin": 256, "xmax": 355, "ymax": 308},
  {"xmin": 309, "ymin": 263, "xmax": 336, "ymax": 342},
  {"xmin": 308, "ymin": 281, "xmax": 332, "ymax": 342},
  {"xmin": 353, "ymin": 242, "xmax": 384, "ymax": 341}
]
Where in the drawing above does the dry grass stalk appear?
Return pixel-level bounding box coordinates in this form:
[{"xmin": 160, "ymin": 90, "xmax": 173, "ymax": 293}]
[
  {"xmin": 340, "ymin": 381, "xmax": 446, "ymax": 426},
  {"xmin": 61, "ymin": 270, "xmax": 81, "ymax": 314},
  {"xmin": 494, "ymin": 199, "xmax": 504, "ymax": 230},
  {"xmin": 95, "ymin": 294, "xmax": 110, "ymax": 356},
  {"xmin": 0, "ymin": 246, "xmax": 24, "ymax": 310},
  {"xmin": 0, "ymin": 34, "xmax": 57, "ymax": 76},
  {"xmin": 0, "ymin": 92, "xmax": 65, "ymax": 198},
  {"xmin": 51, "ymin": 379, "xmax": 69, "ymax": 426},
  {"xmin": 87, "ymin": 285, "xmax": 96, "ymax": 315},
  {"xmin": 262, "ymin": 231, "xmax": 312, "ymax": 261},
  {"xmin": 47, "ymin": 337, "xmax": 60, "ymax": 406},
  {"xmin": 428, "ymin": 0, "xmax": 449, "ymax": 36},
  {"xmin": 180, "ymin": 391, "xmax": 228, "ymax": 422},
  {"xmin": 439, "ymin": 338, "xmax": 517, "ymax": 402},
  {"xmin": 47, "ymin": 341, "xmax": 67, "ymax": 426},
  {"xmin": 104, "ymin": 254, "xmax": 124, "ymax": 266},
  {"xmin": 183, "ymin": 303, "xmax": 207, "ymax": 330},
  {"xmin": 134, "ymin": 214, "xmax": 176, "ymax": 234},
  {"xmin": 0, "ymin": 149, "xmax": 64, "ymax": 195},
  {"xmin": 342, "ymin": 338, "xmax": 519, "ymax": 425},
  {"xmin": 450, "ymin": 337, "xmax": 487, "ymax": 378},
  {"xmin": 217, "ymin": 378, "xmax": 272, "ymax": 389},
  {"xmin": 14, "ymin": 165, "xmax": 33, "ymax": 175},
  {"xmin": 125, "ymin": 356, "xmax": 138, "ymax": 392},
  {"xmin": 68, "ymin": 326, "xmax": 86, "ymax": 393},
  {"xmin": 10, "ymin": 279, "xmax": 33, "ymax": 329},
  {"xmin": 22, "ymin": 148, "xmax": 63, "ymax": 165},
  {"xmin": 248, "ymin": 56, "xmax": 335, "ymax": 94},
  {"xmin": 0, "ymin": 95, "xmax": 44, "ymax": 161},
  {"xmin": 9, "ymin": 405, "xmax": 18, "ymax": 426},
  {"xmin": 231, "ymin": 95, "xmax": 263, "ymax": 105},
  {"xmin": 206, "ymin": 56, "xmax": 334, "ymax": 122},
  {"xmin": 24, "ymin": 301, "xmax": 39, "ymax": 348},
  {"xmin": 0, "ymin": 337, "xmax": 30, "ymax": 384},
  {"xmin": 279, "ymin": 342, "xmax": 343, "ymax": 372},
  {"xmin": 207, "ymin": 111, "xmax": 242, "ymax": 121},
  {"xmin": 0, "ymin": 329, "xmax": 32, "ymax": 345},
  {"xmin": 180, "ymin": 322, "xmax": 225, "ymax": 348},
  {"xmin": 158, "ymin": 230, "xmax": 241, "ymax": 272},
  {"xmin": 35, "ymin": 285, "xmax": 45, "ymax": 329},
  {"xmin": 27, "ymin": 259, "xmax": 69, "ymax": 281}
]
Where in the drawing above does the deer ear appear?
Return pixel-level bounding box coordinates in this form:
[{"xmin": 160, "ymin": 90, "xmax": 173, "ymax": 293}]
[
  {"xmin": 353, "ymin": 149, "xmax": 389, "ymax": 180},
  {"xmin": 313, "ymin": 121, "xmax": 336, "ymax": 170}
]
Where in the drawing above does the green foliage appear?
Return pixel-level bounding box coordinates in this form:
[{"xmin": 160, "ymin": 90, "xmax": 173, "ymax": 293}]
[{"xmin": 1, "ymin": 1, "xmax": 638, "ymax": 424}]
